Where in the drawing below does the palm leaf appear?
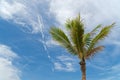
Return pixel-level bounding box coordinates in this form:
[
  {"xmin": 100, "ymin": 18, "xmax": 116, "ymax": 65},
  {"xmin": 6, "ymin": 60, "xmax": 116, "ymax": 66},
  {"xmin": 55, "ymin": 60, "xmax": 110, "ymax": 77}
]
[
  {"xmin": 70, "ymin": 15, "xmax": 84, "ymax": 54},
  {"xmin": 90, "ymin": 24, "xmax": 102, "ymax": 34},
  {"xmin": 83, "ymin": 24, "xmax": 102, "ymax": 50},
  {"xmin": 85, "ymin": 46, "xmax": 104, "ymax": 59},
  {"xmin": 50, "ymin": 27, "xmax": 77, "ymax": 55},
  {"xmin": 87, "ymin": 23, "xmax": 115, "ymax": 53},
  {"xmin": 65, "ymin": 19, "xmax": 73, "ymax": 30},
  {"xmin": 83, "ymin": 33, "xmax": 91, "ymax": 48}
]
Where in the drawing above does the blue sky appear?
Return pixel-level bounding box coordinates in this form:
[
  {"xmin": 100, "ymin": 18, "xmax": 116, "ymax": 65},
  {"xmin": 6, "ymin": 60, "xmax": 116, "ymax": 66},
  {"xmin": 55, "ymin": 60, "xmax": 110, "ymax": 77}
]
[{"xmin": 0, "ymin": 0, "xmax": 120, "ymax": 80}]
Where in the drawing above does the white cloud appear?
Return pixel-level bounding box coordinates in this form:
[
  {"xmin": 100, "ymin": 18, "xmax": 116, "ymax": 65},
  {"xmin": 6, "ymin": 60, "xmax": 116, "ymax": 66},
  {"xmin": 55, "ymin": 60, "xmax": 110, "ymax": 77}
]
[
  {"xmin": 49, "ymin": 0, "xmax": 120, "ymax": 27},
  {"xmin": 0, "ymin": 0, "xmax": 25, "ymax": 19},
  {"xmin": 49, "ymin": 0, "xmax": 86, "ymax": 25},
  {"xmin": 0, "ymin": 45, "xmax": 18, "ymax": 60},
  {"xmin": 57, "ymin": 55, "xmax": 74, "ymax": 61},
  {"xmin": 0, "ymin": 0, "xmax": 46, "ymax": 33},
  {"xmin": 45, "ymin": 39, "xmax": 60, "ymax": 47},
  {"xmin": 0, "ymin": 44, "xmax": 20, "ymax": 80},
  {"xmin": 54, "ymin": 62, "xmax": 75, "ymax": 72},
  {"xmin": 53, "ymin": 55, "xmax": 77, "ymax": 72}
]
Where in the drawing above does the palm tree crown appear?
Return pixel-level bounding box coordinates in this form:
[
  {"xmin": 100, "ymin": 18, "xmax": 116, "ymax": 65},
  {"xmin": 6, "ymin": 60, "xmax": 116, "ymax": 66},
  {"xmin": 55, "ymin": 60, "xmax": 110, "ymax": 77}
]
[{"xmin": 50, "ymin": 15, "xmax": 114, "ymax": 60}]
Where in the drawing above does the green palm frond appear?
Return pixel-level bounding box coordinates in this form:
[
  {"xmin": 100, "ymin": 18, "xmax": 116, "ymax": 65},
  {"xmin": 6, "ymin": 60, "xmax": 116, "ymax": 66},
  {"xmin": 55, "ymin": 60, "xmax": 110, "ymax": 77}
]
[
  {"xmin": 83, "ymin": 33, "xmax": 91, "ymax": 48},
  {"xmin": 85, "ymin": 46, "xmax": 104, "ymax": 59},
  {"xmin": 50, "ymin": 27, "xmax": 77, "ymax": 55},
  {"xmin": 65, "ymin": 19, "xmax": 73, "ymax": 30},
  {"xmin": 69, "ymin": 15, "xmax": 84, "ymax": 54},
  {"xmin": 86, "ymin": 23, "xmax": 115, "ymax": 53},
  {"xmin": 83, "ymin": 24, "xmax": 102, "ymax": 49},
  {"xmin": 83, "ymin": 24, "xmax": 102, "ymax": 50},
  {"xmin": 90, "ymin": 24, "xmax": 102, "ymax": 34}
]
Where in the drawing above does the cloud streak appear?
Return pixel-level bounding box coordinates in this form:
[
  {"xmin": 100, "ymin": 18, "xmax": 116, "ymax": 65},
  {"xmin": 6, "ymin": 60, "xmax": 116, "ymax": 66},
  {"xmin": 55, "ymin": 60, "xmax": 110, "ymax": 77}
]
[{"xmin": 0, "ymin": 44, "xmax": 20, "ymax": 80}]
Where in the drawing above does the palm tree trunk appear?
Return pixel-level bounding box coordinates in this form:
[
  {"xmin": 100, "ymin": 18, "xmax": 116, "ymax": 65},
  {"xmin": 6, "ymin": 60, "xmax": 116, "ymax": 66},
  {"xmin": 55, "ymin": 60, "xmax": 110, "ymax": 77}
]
[{"xmin": 79, "ymin": 60, "xmax": 86, "ymax": 80}]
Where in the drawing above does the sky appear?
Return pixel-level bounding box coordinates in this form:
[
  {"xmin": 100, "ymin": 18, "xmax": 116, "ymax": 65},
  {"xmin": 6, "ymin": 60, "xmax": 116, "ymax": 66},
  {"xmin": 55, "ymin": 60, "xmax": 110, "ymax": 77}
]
[{"xmin": 0, "ymin": 0, "xmax": 120, "ymax": 80}]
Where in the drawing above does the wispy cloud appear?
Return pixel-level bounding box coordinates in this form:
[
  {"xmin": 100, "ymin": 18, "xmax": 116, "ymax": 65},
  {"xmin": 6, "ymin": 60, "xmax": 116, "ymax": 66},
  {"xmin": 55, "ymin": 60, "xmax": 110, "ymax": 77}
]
[
  {"xmin": 53, "ymin": 55, "xmax": 77, "ymax": 72},
  {"xmin": 99, "ymin": 64, "xmax": 120, "ymax": 80},
  {"xmin": 0, "ymin": 44, "xmax": 20, "ymax": 80},
  {"xmin": 0, "ymin": 0, "xmax": 48, "ymax": 33},
  {"xmin": 0, "ymin": 0, "xmax": 25, "ymax": 19}
]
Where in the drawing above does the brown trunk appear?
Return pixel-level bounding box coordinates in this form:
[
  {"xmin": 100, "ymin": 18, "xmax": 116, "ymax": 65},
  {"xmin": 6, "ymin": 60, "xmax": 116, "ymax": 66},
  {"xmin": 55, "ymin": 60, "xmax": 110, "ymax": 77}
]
[{"xmin": 79, "ymin": 60, "xmax": 86, "ymax": 80}]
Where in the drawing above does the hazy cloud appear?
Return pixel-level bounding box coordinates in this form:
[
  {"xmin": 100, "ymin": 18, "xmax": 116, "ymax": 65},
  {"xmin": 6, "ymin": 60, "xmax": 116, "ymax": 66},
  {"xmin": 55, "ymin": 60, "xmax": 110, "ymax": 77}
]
[{"xmin": 0, "ymin": 44, "xmax": 20, "ymax": 80}]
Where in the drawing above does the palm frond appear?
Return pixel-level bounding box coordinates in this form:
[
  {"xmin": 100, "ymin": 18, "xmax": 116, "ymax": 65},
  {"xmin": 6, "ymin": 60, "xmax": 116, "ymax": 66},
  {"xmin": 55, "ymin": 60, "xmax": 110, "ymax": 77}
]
[
  {"xmin": 85, "ymin": 46, "xmax": 104, "ymax": 59},
  {"xmin": 87, "ymin": 23, "xmax": 115, "ymax": 53},
  {"xmin": 93, "ymin": 23, "xmax": 115, "ymax": 42},
  {"xmin": 90, "ymin": 24, "xmax": 102, "ymax": 34},
  {"xmin": 83, "ymin": 33, "xmax": 91, "ymax": 48},
  {"xmin": 83, "ymin": 24, "xmax": 102, "ymax": 51},
  {"xmin": 50, "ymin": 27, "xmax": 77, "ymax": 55},
  {"xmin": 83, "ymin": 24, "xmax": 102, "ymax": 49},
  {"xmin": 65, "ymin": 19, "xmax": 73, "ymax": 30},
  {"xmin": 70, "ymin": 15, "xmax": 84, "ymax": 54}
]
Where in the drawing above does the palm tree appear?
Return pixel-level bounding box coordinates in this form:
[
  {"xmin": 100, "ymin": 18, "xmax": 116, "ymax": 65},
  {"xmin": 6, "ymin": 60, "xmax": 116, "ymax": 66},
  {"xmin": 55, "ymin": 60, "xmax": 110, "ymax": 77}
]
[{"xmin": 50, "ymin": 15, "xmax": 115, "ymax": 80}]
